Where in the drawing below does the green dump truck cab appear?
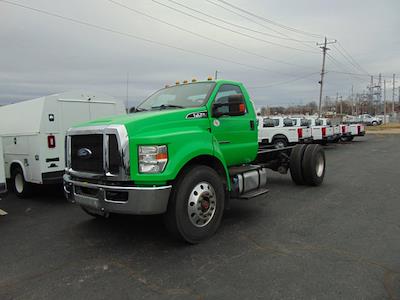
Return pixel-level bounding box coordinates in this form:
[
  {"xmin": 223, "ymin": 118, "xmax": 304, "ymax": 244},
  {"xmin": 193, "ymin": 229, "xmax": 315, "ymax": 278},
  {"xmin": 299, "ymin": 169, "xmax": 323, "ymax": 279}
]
[{"xmin": 64, "ymin": 79, "xmax": 326, "ymax": 243}]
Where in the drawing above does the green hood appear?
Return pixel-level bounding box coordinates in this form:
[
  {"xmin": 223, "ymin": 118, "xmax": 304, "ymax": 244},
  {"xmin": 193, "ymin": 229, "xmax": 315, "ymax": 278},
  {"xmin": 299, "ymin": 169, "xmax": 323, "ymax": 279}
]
[{"xmin": 75, "ymin": 107, "xmax": 209, "ymax": 136}]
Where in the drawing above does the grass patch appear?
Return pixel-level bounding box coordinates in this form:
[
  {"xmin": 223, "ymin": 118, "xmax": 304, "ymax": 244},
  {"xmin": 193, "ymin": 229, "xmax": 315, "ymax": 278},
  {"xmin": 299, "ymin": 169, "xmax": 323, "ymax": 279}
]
[{"xmin": 367, "ymin": 123, "xmax": 400, "ymax": 131}]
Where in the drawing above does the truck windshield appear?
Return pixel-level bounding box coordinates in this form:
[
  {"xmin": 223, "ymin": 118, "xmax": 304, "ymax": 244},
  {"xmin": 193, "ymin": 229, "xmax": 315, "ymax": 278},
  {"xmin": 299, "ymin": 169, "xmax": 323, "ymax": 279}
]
[{"xmin": 137, "ymin": 82, "xmax": 215, "ymax": 111}]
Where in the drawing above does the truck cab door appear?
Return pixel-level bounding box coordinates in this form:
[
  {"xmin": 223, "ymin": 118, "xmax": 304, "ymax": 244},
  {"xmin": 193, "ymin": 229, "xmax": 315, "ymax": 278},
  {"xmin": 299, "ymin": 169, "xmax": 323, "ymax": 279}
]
[{"xmin": 209, "ymin": 84, "xmax": 257, "ymax": 166}]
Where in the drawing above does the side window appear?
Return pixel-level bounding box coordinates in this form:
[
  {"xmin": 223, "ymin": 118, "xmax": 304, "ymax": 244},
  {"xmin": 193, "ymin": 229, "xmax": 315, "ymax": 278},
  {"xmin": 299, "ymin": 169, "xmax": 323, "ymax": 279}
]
[
  {"xmin": 292, "ymin": 119, "xmax": 298, "ymax": 126},
  {"xmin": 263, "ymin": 118, "xmax": 276, "ymax": 127},
  {"xmin": 214, "ymin": 84, "xmax": 246, "ymax": 115},
  {"xmin": 283, "ymin": 118, "xmax": 293, "ymax": 127},
  {"xmin": 300, "ymin": 119, "xmax": 309, "ymax": 126}
]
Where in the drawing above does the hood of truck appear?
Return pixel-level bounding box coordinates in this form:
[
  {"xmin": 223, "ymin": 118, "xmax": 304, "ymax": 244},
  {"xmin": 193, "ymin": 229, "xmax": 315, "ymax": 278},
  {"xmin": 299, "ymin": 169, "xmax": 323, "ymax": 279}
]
[{"xmin": 73, "ymin": 107, "xmax": 210, "ymax": 136}]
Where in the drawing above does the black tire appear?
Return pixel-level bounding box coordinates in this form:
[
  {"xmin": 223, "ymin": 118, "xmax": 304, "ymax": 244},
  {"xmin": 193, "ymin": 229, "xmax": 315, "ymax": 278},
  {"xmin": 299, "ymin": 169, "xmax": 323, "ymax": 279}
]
[
  {"xmin": 80, "ymin": 206, "xmax": 110, "ymax": 219},
  {"xmin": 372, "ymin": 121, "xmax": 378, "ymax": 126},
  {"xmin": 302, "ymin": 144, "xmax": 326, "ymax": 186},
  {"xmin": 164, "ymin": 165, "xmax": 225, "ymax": 244},
  {"xmin": 289, "ymin": 144, "xmax": 307, "ymax": 185},
  {"xmin": 273, "ymin": 138, "xmax": 288, "ymax": 149},
  {"xmin": 11, "ymin": 165, "xmax": 33, "ymax": 198}
]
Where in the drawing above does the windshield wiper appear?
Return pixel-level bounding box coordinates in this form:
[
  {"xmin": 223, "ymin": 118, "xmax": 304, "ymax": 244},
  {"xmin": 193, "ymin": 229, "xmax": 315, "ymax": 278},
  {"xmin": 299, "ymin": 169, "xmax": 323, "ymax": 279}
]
[{"xmin": 151, "ymin": 104, "xmax": 184, "ymax": 110}]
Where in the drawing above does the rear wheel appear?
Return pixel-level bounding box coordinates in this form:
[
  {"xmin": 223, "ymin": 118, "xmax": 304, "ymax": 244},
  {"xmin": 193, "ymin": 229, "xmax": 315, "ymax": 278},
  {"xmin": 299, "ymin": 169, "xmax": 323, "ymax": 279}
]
[
  {"xmin": 11, "ymin": 166, "xmax": 33, "ymax": 198},
  {"xmin": 289, "ymin": 144, "xmax": 307, "ymax": 185},
  {"xmin": 164, "ymin": 165, "xmax": 225, "ymax": 244},
  {"xmin": 302, "ymin": 144, "xmax": 326, "ymax": 186},
  {"xmin": 273, "ymin": 138, "xmax": 287, "ymax": 149}
]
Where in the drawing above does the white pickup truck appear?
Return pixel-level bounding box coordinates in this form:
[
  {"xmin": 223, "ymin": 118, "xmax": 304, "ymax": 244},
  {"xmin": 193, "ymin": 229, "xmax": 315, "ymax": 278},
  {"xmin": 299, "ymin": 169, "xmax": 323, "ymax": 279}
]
[
  {"xmin": 258, "ymin": 116, "xmax": 311, "ymax": 148},
  {"xmin": 339, "ymin": 124, "xmax": 351, "ymax": 141},
  {"xmin": 306, "ymin": 118, "xmax": 333, "ymax": 145},
  {"xmin": 320, "ymin": 118, "xmax": 341, "ymax": 143},
  {"xmin": 0, "ymin": 139, "xmax": 6, "ymax": 196},
  {"xmin": 348, "ymin": 123, "xmax": 366, "ymax": 140},
  {"xmin": 358, "ymin": 114, "xmax": 382, "ymax": 126}
]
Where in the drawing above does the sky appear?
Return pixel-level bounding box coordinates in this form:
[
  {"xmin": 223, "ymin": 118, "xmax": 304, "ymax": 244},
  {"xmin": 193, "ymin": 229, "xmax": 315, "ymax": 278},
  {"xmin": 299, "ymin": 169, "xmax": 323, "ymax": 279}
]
[{"xmin": 1, "ymin": 0, "xmax": 399, "ymax": 108}]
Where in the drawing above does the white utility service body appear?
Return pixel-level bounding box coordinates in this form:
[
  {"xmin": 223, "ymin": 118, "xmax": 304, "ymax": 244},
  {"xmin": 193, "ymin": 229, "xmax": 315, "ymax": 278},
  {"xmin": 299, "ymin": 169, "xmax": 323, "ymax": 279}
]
[
  {"xmin": 0, "ymin": 139, "xmax": 6, "ymax": 195},
  {"xmin": 306, "ymin": 118, "xmax": 333, "ymax": 143},
  {"xmin": 258, "ymin": 116, "xmax": 309, "ymax": 148},
  {"xmin": 0, "ymin": 92, "xmax": 126, "ymax": 196}
]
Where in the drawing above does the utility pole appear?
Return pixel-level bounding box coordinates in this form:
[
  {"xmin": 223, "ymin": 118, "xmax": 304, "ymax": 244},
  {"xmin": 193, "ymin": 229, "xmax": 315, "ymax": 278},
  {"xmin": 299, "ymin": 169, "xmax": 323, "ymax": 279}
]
[
  {"xmin": 351, "ymin": 85, "xmax": 354, "ymax": 115},
  {"xmin": 335, "ymin": 92, "xmax": 339, "ymax": 113},
  {"xmin": 392, "ymin": 74, "xmax": 395, "ymax": 114},
  {"xmin": 370, "ymin": 76, "xmax": 374, "ymax": 101},
  {"xmin": 317, "ymin": 37, "xmax": 337, "ymax": 118},
  {"xmin": 383, "ymin": 79, "xmax": 386, "ymax": 124}
]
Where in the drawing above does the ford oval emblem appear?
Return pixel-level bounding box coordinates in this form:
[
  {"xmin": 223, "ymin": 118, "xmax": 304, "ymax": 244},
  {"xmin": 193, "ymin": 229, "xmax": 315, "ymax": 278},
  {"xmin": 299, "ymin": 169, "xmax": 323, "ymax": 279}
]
[{"xmin": 77, "ymin": 148, "xmax": 92, "ymax": 159}]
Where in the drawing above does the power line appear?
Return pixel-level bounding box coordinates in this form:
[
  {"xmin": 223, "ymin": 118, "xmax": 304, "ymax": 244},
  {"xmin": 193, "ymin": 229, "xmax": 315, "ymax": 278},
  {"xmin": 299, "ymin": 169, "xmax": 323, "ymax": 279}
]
[
  {"xmin": 152, "ymin": 0, "xmax": 318, "ymax": 53},
  {"xmin": 332, "ymin": 44, "xmax": 369, "ymax": 76},
  {"xmin": 213, "ymin": 0, "xmax": 324, "ymax": 39},
  {"xmin": 0, "ymin": 0, "xmax": 301, "ymax": 75},
  {"xmin": 167, "ymin": 0, "xmax": 316, "ymax": 44},
  {"xmin": 206, "ymin": 0, "xmax": 317, "ymax": 44},
  {"xmin": 107, "ymin": 0, "xmax": 314, "ymax": 71},
  {"xmin": 336, "ymin": 42, "xmax": 370, "ymax": 75},
  {"xmin": 205, "ymin": 0, "xmax": 321, "ymax": 55},
  {"xmin": 247, "ymin": 72, "xmax": 319, "ymax": 89}
]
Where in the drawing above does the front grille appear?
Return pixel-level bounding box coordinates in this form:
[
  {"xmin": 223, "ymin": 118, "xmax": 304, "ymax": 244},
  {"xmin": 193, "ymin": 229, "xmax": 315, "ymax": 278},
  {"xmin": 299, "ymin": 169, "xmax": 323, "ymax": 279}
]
[{"xmin": 71, "ymin": 134, "xmax": 104, "ymax": 173}]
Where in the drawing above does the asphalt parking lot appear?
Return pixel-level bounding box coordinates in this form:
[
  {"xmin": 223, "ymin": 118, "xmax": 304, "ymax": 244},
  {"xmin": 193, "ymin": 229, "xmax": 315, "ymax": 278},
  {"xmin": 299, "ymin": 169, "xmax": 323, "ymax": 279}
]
[{"xmin": 1, "ymin": 134, "xmax": 399, "ymax": 300}]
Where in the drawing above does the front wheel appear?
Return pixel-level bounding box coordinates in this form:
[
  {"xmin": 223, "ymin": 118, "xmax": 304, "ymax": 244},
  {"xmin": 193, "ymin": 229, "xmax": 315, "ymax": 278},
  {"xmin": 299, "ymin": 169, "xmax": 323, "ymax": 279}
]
[
  {"xmin": 164, "ymin": 165, "xmax": 225, "ymax": 244},
  {"xmin": 11, "ymin": 166, "xmax": 33, "ymax": 198}
]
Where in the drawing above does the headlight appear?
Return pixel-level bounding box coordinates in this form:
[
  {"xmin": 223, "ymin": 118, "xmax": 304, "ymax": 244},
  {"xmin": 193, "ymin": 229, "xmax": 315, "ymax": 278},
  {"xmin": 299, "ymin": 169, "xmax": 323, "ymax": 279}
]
[{"xmin": 138, "ymin": 145, "xmax": 168, "ymax": 173}]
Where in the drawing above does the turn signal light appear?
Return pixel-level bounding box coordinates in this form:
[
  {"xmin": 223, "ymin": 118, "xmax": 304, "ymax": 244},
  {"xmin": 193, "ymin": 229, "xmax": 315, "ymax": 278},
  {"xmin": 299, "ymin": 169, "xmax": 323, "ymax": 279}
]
[
  {"xmin": 48, "ymin": 135, "xmax": 56, "ymax": 148},
  {"xmin": 341, "ymin": 126, "xmax": 346, "ymax": 134}
]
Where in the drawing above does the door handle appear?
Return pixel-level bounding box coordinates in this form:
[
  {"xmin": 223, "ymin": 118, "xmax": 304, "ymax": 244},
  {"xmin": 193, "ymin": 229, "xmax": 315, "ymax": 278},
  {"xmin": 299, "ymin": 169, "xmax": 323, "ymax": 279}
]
[{"xmin": 250, "ymin": 120, "xmax": 255, "ymax": 130}]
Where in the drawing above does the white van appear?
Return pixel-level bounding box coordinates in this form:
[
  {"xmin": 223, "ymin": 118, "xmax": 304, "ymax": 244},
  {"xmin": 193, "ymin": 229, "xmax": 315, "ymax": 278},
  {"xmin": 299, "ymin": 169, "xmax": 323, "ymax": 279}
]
[
  {"xmin": 0, "ymin": 139, "xmax": 6, "ymax": 196},
  {"xmin": 0, "ymin": 92, "xmax": 126, "ymax": 197}
]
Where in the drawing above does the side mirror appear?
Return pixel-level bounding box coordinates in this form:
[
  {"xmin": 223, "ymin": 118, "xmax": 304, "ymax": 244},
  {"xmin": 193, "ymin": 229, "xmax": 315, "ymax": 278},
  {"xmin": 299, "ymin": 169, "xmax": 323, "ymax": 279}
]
[
  {"xmin": 129, "ymin": 107, "xmax": 136, "ymax": 113},
  {"xmin": 212, "ymin": 94, "xmax": 246, "ymax": 118}
]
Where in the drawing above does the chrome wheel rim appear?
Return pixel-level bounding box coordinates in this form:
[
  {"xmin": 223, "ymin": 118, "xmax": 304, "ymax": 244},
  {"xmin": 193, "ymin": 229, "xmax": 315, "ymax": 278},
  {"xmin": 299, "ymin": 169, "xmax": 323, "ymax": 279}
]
[
  {"xmin": 187, "ymin": 181, "xmax": 216, "ymax": 228},
  {"xmin": 316, "ymin": 153, "xmax": 324, "ymax": 177},
  {"xmin": 15, "ymin": 173, "xmax": 24, "ymax": 194}
]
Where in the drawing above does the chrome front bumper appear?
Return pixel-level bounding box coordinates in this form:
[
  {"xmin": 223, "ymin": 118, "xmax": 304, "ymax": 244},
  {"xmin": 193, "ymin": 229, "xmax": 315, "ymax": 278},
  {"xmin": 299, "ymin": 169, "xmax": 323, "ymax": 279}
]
[{"xmin": 63, "ymin": 174, "xmax": 171, "ymax": 215}]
